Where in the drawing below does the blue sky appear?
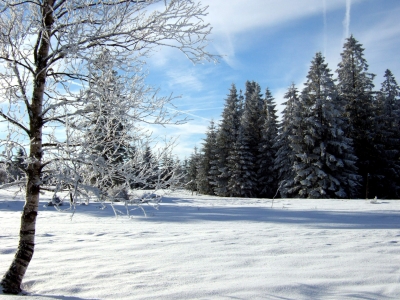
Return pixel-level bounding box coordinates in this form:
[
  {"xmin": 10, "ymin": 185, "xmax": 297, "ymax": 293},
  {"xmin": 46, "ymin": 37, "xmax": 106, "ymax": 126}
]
[{"xmin": 145, "ymin": 0, "xmax": 400, "ymax": 160}]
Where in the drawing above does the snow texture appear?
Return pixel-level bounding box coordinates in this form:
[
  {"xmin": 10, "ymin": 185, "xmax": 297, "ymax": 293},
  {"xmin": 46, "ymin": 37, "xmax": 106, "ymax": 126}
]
[{"xmin": 1, "ymin": 189, "xmax": 400, "ymax": 299}]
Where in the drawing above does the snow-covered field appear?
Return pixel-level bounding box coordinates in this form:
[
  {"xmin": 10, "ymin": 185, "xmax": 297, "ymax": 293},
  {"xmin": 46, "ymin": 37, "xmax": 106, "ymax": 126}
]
[{"xmin": 1, "ymin": 189, "xmax": 400, "ymax": 299}]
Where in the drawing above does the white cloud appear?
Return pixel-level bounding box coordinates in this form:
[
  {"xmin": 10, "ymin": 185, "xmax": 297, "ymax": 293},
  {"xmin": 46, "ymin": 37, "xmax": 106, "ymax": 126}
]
[
  {"xmin": 343, "ymin": 0, "xmax": 352, "ymax": 39},
  {"xmin": 203, "ymin": 0, "xmax": 364, "ymax": 54},
  {"xmin": 166, "ymin": 69, "xmax": 204, "ymax": 92},
  {"xmin": 204, "ymin": 0, "xmax": 364, "ymax": 34},
  {"xmin": 146, "ymin": 0, "xmax": 365, "ymax": 71}
]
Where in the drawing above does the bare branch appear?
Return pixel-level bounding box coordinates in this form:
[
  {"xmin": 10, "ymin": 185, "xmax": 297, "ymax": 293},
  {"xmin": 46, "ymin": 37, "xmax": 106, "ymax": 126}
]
[{"xmin": 0, "ymin": 110, "xmax": 31, "ymax": 135}]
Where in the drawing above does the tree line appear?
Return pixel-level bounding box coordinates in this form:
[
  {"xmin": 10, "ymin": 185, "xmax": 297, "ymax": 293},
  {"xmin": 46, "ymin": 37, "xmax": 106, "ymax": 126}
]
[{"xmin": 185, "ymin": 36, "xmax": 400, "ymax": 199}]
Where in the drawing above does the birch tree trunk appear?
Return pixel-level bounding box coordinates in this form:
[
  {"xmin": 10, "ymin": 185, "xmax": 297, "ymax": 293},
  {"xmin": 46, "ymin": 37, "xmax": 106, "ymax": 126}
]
[{"xmin": 1, "ymin": 1, "xmax": 54, "ymax": 294}]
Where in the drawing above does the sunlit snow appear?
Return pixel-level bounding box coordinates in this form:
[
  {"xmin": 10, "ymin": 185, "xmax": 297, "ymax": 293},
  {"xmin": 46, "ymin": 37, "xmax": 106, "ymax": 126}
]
[{"xmin": 1, "ymin": 190, "xmax": 400, "ymax": 299}]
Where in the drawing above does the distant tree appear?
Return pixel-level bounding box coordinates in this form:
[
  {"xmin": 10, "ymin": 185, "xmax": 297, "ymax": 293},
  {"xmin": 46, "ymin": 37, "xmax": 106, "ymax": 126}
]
[
  {"xmin": 186, "ymin": 147, "xmax": 201, "ymax": 194},
  {"xmin": 197, "ymin": 120, "xmax": 217, "ymax": 195},
  {"xmin": 291, "ymin": 52, "xmax": 359, "ymax": 198},
  {"xmin": 138, "ymin": 145, "xmax": 158, "ymax": 188},
  {"xmin": 158, "ymin": 153, "xmax": 174, "ymax": 186},
  {"xmin": 179, "ymin": 158, "xmax": 189, "ymax": 187},
  {"xmin": 257, "ymin": 88, "xmax": 279, "ymax": 198},
  {"xmin": 8, "ymin": 148, "xmax": 27, "ymax": 182},
  {"xmin": 336, "ymin": 35, "xmax": 376, "ymax": 198}
]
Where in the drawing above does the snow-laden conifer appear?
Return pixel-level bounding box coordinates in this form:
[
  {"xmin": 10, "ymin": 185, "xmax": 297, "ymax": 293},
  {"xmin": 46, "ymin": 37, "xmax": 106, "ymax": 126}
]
[
  {"xmin": 227, "ymin": 125, "xmax": 257, "ymax": 197},
  {"xmin": 291, "ymin": 52, "xmax": 359, "ymax": 198},
  {"xmin": 336, "ymin": 35, "xmax": 375, "ymax": 197},
  {"xmin": 372, "ymin": 70, "xmax": 400, "ymax": 198},
  {"xmin": 257, "ymin": 88, "xmax": 279, "ymax": 197},
  {"xmin": 79, "ymin": 51, "xmax": 132, "ymax": 192},
  {"xmin": 274, "ymin": 84, "xmax": 301, "ymax": 198},
  {"xmin": 227, "ymin": 81, "xmax": 262, "ymax": 197},
  {"xmin": 139, "ymin": 145, "xmax": 159, "ymax": 188},
  {"xmin": 213, "ymin": 85, "xmax": 242, "ymax": 196},
  {"xmin": 186, "ymin": 147, "xmax": 200, "ymax": 194},
  {"xmin": 197, "ymin": 120, "xmax": 218, "ymax": 195}
]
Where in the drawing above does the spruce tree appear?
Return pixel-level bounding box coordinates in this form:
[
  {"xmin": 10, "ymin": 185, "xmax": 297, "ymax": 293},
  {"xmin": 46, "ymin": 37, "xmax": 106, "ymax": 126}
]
[
  {"xmin": 257, "ymin": 88, "xmax": 279, "ymax": 197},
  {"xmin": 336, "ymin": 35, "xmax": 376, "ymax": 198},
  {"xmin": 159, "ymin": 153, "xmax": 175, "ymax": 187},
  {"xmin": 186, "ymin": 147, "xmax": 200, "ymax": 194},
  {"xmin": 180, "ymin": 158, "xmax": 189, "ymax": 188},
  {"xmin": 7, "ymin": 148, "xmax": 26, "ymax": 181},
  {"xmin": 213, "ymin": 84, "xmax": 242, "ymax": 196},
  {"xmin": 274, "ymin": 84, "xmax": 301, "ymax": 198},
  {"xmin": 143, "ymin": 145, "xmax": 157, "ymax": 182},
  {"xmin": 228, "ymin": 81, "xmax": 262, "ymax": 197},
  {"xmin": 197, "ymin": 120, "xmax": 218, "ymax": 195},
  {"xmin": 291, "ymin": 52, "xmax": 359, "ymax": 198},
  {"xmin": 227, "ymin": 124, "xmax": 257, "ymax": 197},
  {"xmin": 373, "ymin": 70, "xmax": 400, "ymax": 198},
  {"xmin": 81, "ymin": 51, "xmax": 131, "ymax": 191}
]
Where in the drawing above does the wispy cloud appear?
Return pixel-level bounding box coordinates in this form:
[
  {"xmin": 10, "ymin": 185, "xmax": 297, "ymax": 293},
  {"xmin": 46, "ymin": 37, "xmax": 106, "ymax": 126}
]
[
  {"xmin": 166, "ymin": 69, "xmax": 204, "ymax": 92},
  {"xmin": 203, "ymin": 0, "xmax": 363, "ymax": 61},
  {"xmin": 166, "ymin": 106, "xmax": 212, "ymax": 122},
  {"xmin": 323, "ymin": 0, "xmax": 327, "ymax": 56},
  {"xmin": 343, "ymin": 0, "xmax": 352, "ymax": 38}
]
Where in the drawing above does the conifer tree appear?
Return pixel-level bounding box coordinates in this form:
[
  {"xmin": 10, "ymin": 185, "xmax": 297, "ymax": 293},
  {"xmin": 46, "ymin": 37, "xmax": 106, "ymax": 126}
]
[
  {"xmin": 242, "ymin": 81, "xmax": 264, "ymax": 147},
  {"xmin": 336, "ymin": 35, "xmax": 376, "ymax": 197},
  {"xmin": 227, "ymin": 124, "xmax": 257, "ymax": 197},
  {"xmin": 257, "ymin": 88, "xmax": 279, "ymax": 197},
  {"xmin": 227, "ymin": 81, "xmax": 262, "ymax": 197},
  {"xmin": 180, "ymin": 158, "xmax": 190, "ymax": 187},
  {"xmin": 291, "ymin": 52, "xmax": 359, "ymax": 198},
  {"xmin": 186, "ymin": 147, "xmax": 200, "ymax": 194},
  {"xmin": 81, "ymin": 51, "xmax": 131, "ymax": 191},
  {"xmin": 9, "ymin": 148, "xmax": 26, "ymax": 181},
  {"xmin": 373, "ymin": 70, "xmax": 400, "ymax": 198},
  {"xmin": 274, "ymin": 84, "xmax": 301, "ymax": 198},
  {"xmin": 159, "ymin": 153, "xmax": 175, "ymax": 187},
  {"xmin": 134, "ymin": 145, "xmax": 159, "ymax": 188},
  {"xmin": 213, "ymin": 85, "xmax": 242, "ymax": 196},
  {"xmin": 197, "ymin": 120, "xmax": 217, "ymax": 195}
]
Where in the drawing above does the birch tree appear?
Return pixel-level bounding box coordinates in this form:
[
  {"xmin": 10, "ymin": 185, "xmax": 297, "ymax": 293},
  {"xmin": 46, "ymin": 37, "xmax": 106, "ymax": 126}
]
[{"xmin": 0, "ymin": 0, "xmax": 216, "ymax": 294}]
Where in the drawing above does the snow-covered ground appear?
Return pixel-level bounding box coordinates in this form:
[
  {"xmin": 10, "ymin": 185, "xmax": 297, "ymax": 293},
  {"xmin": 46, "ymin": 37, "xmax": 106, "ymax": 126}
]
[{"xmin": 1, "ymin": 189, "xmax": 400, "ymax": 299}]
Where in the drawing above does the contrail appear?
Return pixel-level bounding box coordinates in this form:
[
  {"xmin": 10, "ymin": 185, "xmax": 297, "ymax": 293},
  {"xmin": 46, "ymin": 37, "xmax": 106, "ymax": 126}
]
[
  {"xmin": 323, "ymin": 0, "xmax": 327, "ymax": 57},
  {"xmin": 343, "ymin": 0, "xmax": 351, "ymax": 38},
  {"xmin": 166, "ymin": 106, "xmax": 211, "ymax": 122}
]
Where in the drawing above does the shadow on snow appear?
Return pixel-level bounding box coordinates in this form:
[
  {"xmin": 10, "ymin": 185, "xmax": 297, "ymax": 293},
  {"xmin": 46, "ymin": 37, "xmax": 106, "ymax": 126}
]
[{"xmin": 1, "ymin": 196, "xmax": 399, "ymax": 230}]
